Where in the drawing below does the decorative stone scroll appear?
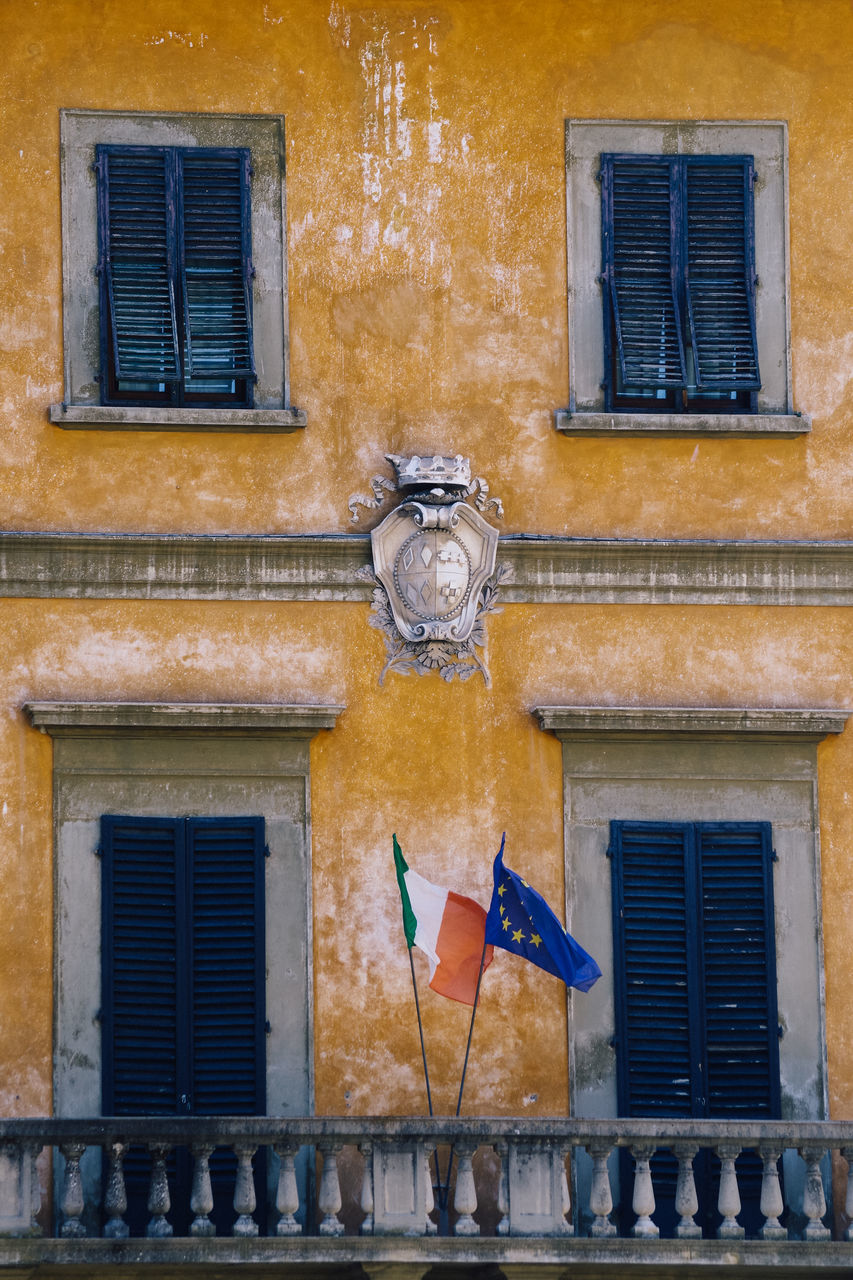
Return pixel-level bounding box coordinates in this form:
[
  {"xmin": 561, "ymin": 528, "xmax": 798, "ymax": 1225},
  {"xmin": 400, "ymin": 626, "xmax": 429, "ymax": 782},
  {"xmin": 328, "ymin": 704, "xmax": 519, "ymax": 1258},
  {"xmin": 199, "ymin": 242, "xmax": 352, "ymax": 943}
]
[{"xmin": 350, "ymin": 454, "xmax": 509, "ymax": 686}]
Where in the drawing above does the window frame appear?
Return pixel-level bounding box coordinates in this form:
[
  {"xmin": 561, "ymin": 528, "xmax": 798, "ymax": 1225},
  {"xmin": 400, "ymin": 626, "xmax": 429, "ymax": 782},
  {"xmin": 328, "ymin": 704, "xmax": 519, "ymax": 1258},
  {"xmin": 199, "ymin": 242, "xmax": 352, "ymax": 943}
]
[
  {"xmin": 559, "ymin": 119, "xmax": 807, "ymax": 436},
  {"xmin": 96, "ymin": 144, "xmax": 256, "ymax": 410},
  {"xmin": 51, "ymin": 110, "xmax": 305, "ymax": 433},
  {"xmin": 601, "ymin": 153, "xmax": 760, "ymax": 415}
]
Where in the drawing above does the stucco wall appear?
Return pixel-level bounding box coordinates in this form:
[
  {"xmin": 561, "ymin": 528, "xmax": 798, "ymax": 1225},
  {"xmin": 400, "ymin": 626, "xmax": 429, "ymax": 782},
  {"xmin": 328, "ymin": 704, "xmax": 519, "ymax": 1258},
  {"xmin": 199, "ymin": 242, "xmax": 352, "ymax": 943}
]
[
  {"xmin": 2, "ymin": 601, "xmax": 853, "ymax": 1124},
  {"xmin": 1, "ymin": 0, "xmax": 852, "ymax": 535},
  {"xmin": 2, "ymin": 0, "xmax": 853, "ymax": 1134}
]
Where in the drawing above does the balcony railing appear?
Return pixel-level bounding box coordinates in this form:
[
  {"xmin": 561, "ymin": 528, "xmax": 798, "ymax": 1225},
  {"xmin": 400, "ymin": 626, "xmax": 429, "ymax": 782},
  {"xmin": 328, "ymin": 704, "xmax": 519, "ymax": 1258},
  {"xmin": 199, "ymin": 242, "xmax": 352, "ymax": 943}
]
[{"xmin": 2, "ymin": 1117, "xmax": 853, "ymax": 1271}]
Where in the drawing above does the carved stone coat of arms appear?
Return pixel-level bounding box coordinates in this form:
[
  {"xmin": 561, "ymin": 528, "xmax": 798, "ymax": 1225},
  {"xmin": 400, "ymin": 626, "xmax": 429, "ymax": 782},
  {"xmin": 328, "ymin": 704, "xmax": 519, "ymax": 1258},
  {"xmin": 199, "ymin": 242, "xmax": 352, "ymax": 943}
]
[{"xmin": 350, "ymin": 454, "xmax": 509, "ymax": 685}]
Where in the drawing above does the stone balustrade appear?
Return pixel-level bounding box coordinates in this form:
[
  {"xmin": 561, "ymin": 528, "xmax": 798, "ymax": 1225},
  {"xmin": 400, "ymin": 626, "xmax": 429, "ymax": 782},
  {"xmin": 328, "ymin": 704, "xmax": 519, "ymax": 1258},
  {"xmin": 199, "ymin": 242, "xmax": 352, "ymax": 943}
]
[{"xmin": 1, "ymin": 1117, "xmax": 853, "ymax": 1270}]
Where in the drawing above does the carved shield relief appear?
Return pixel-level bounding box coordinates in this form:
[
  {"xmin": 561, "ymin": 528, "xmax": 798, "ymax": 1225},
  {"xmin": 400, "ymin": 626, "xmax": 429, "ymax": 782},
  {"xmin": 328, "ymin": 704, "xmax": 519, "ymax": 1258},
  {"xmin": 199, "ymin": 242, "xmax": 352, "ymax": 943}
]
[{"xmin": 371, "ymin": 500, "xmax": 499, "ymax": 644}]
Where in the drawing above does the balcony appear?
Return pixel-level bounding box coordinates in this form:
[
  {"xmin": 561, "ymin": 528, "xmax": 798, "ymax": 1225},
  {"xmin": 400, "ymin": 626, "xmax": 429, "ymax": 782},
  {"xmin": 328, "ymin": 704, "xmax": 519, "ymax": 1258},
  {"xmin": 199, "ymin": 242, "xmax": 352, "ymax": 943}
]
[{"xmin": 2, "ymin": 1116, "xmax": 853, "ymax": 1275}]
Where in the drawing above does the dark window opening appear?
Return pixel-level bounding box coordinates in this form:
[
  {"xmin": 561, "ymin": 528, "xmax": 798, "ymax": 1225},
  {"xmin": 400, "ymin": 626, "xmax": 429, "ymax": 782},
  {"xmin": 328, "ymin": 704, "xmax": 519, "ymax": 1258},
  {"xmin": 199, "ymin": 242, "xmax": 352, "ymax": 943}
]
[
  {"xmin": 601, "ymin": 155, "xmax": 760, "ymax": 413},
  {"xmin": 609, "ymin": 820, "xmax": 781, "ymax": 1237},
  {"xmin": 96, "ymin": 146, "xmax": 256, "ymax": 408},
  {"xmin": 101, "ymin": 814, "xmax": 267, "ymax": 1235}
]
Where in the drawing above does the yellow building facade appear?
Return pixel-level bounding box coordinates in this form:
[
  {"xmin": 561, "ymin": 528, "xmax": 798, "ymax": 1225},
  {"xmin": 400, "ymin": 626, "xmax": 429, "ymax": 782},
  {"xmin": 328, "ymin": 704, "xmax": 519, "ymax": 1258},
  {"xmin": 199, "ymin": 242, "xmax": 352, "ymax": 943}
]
[{"xmin": 2, "ymin": 0, "xmax": 853, "ymax": 1273}]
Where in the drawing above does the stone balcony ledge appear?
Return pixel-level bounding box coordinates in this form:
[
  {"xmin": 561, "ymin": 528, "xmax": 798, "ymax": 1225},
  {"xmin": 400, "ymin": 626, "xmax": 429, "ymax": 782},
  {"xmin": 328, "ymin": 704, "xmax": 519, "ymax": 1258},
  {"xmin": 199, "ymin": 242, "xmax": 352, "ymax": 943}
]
[{"xmin": 1, "ymin": 1115, "xmax": 852, "ymax": 1274}]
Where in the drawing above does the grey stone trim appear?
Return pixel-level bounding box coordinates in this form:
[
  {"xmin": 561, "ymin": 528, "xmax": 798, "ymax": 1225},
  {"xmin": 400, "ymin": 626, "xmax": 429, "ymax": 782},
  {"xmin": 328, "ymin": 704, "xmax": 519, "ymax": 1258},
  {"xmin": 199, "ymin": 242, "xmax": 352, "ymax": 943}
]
[
  {"xmin": 566, "ymin": 120, "xmax": 793, "ymax": 416},
  {"xmin": 534, "ymin": 706, "xmax": 850, "ymax": 741},
  {"xmin": 49, "ymin": 405, "xmax": 307, "ymax": 432},
  {"xmin": 58, "ymin": 110, "xmax": 297, "ymax": 412},
  {"xmin": 0, "ymin": 532, "xmax": 372, "ymax": 601},
  {"xmin": 2, "ymin": 1233, "xmax": 853, "ymax": 1271},
  {"xmin": 25, "ymin": 701, "xmax": 344, "ymax": 735},
  {"xmin": 554, "ymin": 410, "xmax": 810, "ymax": 436},
  {"xmin": 5, "ymin": 532, "xmax": 853, "ymax": 605}
]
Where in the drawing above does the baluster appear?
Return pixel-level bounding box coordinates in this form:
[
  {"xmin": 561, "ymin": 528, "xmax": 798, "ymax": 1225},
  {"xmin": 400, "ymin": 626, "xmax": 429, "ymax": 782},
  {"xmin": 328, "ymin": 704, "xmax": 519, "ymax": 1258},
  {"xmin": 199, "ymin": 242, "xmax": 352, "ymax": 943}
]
[
  {"xmin": 560, "ymin": 1142, "xmax": 574, "ymax": 1236},
  {"xmin": 232, "ymin": 1144, "xmax": 259, "ymax": 1237},
  {"xmin": 630, "ymin": 1144, "xmax": 658, "ymax": 1238},
  {"xmin": 317, "ymin": 1143, "xmax": 344, "ymax": 1236},
  {"xmin": 452, "ymin": 1142, "xmax": 479, "ymax": 1236},
  {"xmin": 758, "ymin": 1145, "xmax": 786, "ymax": 1240},
  {"xmin": 103, "ymin": 1141, "xmax": 129, "ymax": 1239},
  {"xmin": 146, "ymin": 1144, "xmax": 173, "ymax": 1238},
  {"xmin": 586, "ymin": 1141, "xmax": 617, "ymax": 1237},
  {"xmin": 798, "ymin": 1144, "xmax": 830, "ymax": 1240},
  {"xmin": 423, "ymin": 1145, "xmax": 437, "ymax": 1235},
  {"xmin": 358, "ymin": 1139, "xmax": 374, "ymax": 1235},
  {"xmin": 493, "ymin": 1139, "xmax": 509, "ymax": 1237},
  {"xmin": 26, "ymin": 1143, "xmax": 43, "ymax": 1236},
  {"xmin": 189, "ymin": 1145, "xmax": 215, "ymax": 1237},
  {"xmin": 59, "ymin": 1142, "xmax": 87, "ymax": 1238},
  {"xmin": 715, "ymin": 1143, "xmax": 744, "ymax": 1240},
  {"xmin": 672, "ymin": 1143, "xmax": 701, "ymax": 1239},
  {"xmin": 841, "ymin": 1146, "xmax": 853, "ymax": 1242},
  {"xmin": 274, "ymin": 1143, "xmax": 302, "ymax": 1235}
]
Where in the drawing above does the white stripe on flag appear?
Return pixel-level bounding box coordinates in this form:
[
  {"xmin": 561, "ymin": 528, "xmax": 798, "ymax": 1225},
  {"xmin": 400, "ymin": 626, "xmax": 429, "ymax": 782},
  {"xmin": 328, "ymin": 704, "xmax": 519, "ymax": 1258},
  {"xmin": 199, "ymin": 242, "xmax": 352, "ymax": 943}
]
[{"xmin": 403, "ymin": 868, "xmax": 449, "ymax": 979}]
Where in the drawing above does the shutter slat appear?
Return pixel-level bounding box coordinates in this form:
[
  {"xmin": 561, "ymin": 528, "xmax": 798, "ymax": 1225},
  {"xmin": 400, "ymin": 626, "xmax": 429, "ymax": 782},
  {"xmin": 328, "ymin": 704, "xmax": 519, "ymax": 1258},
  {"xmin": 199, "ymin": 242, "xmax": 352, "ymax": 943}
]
[
  {"xmin": 101, "ymin": 816, "xmax": 182, "ymax": 1116},
  {"xmin": 612, "ymin": 821, "xmax": 696, "ymax": 1118},
  {"xmin": 603, "ymin": 156, "xmax": 687, "ymax": 390},
  {"xmin": 189, "ymin": 817, "xmax": 266, "ymax": 1117},
  {"xmin": 97, "ymin": 149, "xmax": 181, "ymax": 384},
  {"xmin": 179, "ymin": 151, "xmax": 255, "ymax": 382},
  {"xmin": 698, "ymin": 823, "xmax": 780, "ymax": 1119},
  {"xmin": 685, "ymin": 159, "xmax": 760, "ymax": 390}
]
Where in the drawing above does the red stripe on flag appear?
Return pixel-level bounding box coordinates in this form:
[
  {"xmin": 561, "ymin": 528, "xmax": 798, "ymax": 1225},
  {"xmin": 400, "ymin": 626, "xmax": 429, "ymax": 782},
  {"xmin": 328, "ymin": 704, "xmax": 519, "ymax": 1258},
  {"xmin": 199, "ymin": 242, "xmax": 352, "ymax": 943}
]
[{"xmin": 429, "ymin": 891, "xmax": 494, "ymax": 1005}]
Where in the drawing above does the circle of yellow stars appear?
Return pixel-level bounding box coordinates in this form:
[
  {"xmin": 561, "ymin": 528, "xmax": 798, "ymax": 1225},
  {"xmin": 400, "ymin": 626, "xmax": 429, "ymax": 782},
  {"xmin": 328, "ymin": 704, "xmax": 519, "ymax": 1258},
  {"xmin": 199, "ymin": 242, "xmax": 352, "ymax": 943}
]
[{"xmin": 497, "ymin": 879, "xmax": 542, "ymax": 948}]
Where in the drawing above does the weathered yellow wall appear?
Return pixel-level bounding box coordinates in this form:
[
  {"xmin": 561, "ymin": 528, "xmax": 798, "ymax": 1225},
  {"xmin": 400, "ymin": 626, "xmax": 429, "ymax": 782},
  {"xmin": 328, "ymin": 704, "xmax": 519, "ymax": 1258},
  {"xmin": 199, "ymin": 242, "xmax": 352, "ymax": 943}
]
[
  {"xmin": 2, "ymin": 0, "xmax": 853, "ymax": 534},
  {"xmin": 2, "ymin": 0, "xmax": 853, "ymax": 1125},
  {"xmin": 4, "ymin": 600, "xmax": 853, "ymax": 1121}
]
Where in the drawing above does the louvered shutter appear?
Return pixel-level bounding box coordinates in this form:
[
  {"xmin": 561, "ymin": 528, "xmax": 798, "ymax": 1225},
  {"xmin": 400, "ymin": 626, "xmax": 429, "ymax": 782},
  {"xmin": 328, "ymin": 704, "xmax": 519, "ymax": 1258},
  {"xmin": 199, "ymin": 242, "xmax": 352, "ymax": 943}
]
[
  {"xmin": 601, "ymin": 155, "xmax": 687, "ymax": 391},
  {"xmin": 101, "ymin": 816, "xmax": 185, "ymax": 1116},
  {"xmin": 684, "ymin": 158, "xmax": 760, "ymax": 392},
  {"xmin": 178, "ymin": 150, "xmax": 255, "ymax": 383},
  {"xmin": 188, "ymin": 817, "xmax": 266, "ymax": 1116},
  {"xmin": 96, "ymin": 148, "xmax": 181, "ymax": 385},
  {"xmin": 610, "ymin": 821, "xmax": 700, "ymax": 1118},
  {"xmin": 698, "ymin": 823, "xmax": 780, "ymax": 1119}
]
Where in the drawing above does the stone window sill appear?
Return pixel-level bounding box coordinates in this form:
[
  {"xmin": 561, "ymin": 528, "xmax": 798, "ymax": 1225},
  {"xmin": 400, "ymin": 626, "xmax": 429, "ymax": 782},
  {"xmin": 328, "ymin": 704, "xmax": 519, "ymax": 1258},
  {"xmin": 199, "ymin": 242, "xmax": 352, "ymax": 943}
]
[
  {"xmin": 554, "ymin": 410, "xmax": 810, "ymax": 437},
  {"xmin": 49, "ymin": 404, "xmax": 307, "ymax": 433}
]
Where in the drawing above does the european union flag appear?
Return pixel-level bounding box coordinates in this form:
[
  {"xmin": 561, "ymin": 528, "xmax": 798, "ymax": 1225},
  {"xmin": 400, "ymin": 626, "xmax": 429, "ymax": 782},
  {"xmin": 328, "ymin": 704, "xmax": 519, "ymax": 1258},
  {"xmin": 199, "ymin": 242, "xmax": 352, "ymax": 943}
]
[{"xmin": 484, "ymin": 835, "xmax": 601, "ymax": 992}]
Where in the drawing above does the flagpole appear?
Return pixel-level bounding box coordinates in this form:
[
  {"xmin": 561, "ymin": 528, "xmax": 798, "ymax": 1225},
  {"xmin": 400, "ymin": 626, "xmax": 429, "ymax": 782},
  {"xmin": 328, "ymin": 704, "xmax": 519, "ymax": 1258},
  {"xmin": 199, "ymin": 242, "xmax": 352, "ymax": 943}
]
[
  {"xmin": 440, "ymin": 933, "xmax": 489, "ymax": 1214},
  {"xmin": 408, "ymin": 946, "xmax": 433, "ymax": 1117},
  {"xmin": 455, "ymin": 934, "xmax": 489, "ymax": 1116},
  {"xmin": 407, "ymin": 947, "xmax": 449, "ymax": 1231}
]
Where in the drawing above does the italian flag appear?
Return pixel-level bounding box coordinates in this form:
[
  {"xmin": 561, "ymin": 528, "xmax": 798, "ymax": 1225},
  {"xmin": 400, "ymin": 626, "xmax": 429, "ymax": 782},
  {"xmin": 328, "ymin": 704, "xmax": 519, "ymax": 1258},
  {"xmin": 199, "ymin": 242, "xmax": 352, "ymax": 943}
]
[{"xmin": 393, "ymin": 835, "xmax": 493, "ymax": 1005}]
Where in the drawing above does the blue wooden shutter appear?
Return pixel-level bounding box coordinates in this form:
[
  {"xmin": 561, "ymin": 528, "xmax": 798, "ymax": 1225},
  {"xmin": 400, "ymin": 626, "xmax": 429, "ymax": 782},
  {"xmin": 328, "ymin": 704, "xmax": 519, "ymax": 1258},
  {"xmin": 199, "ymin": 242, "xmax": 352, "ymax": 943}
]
[
  {"xmin": 96, "ymin": 147, "xmax": 181, "ymax": 386},
  {"xmin": 601, "ymin": 155, "xmax": 687, "ymax": 392},
  {"xmin": 611, "ymin": 819, "xmax": 779, "ymax": 1120},
  {"xmin": 683, "ymin": 158, "xmax": 760, "ymax": 392},
  {"xmin": 610, "ymin": 821, "xmax": 701, "ymax": 1117},
  {"xmin": 187, "ymin": 817, "xmax": 266, "ymax": 1116},
  {"xmin": 178, "ymin": 150, "xmax": 255, "ymax": 383},
  {"xmin": 101, "ymin": 816, "xmax": 186, "ymax": 1115},
  {"xmin": 697, "ymin": 822, "xmax": 780, "ymax": 1119}
]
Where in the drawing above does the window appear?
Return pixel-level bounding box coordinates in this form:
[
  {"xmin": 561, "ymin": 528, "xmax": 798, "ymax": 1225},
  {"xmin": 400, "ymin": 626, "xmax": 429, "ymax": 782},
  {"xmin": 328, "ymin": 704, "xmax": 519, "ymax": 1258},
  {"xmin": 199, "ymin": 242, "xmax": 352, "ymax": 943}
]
[
  {"xmin": 25, "ymin": 700, "xmax": 344, "ymax": 1233},
  {"xmin": 601, "ymin": 155, "xmax": 759, "ymax": 414},
  {"xmin": 533, "ymin": 706, "xmax": 843, "ymax": 1232},
  {"xmin": 559, "ymin": 121, "xmax": 807, "ymax": 435},
  {"xmin": 610, "ymin": 819, "xmax": 779, "ymax": 1236},
  {"xmin": 610, "ymin": 819, "xmax": 780, "ymax": 1124},
  {"xmin": 102, "ymin": 814, "xmax": 266, "ymax": 1234},
  {"xmin": 96, "ymin": 147, "xmax": 255, "ymax": 409},
  {"xmin": 51, "ymin": 111, "xmax": 305, "ymax": 432}
]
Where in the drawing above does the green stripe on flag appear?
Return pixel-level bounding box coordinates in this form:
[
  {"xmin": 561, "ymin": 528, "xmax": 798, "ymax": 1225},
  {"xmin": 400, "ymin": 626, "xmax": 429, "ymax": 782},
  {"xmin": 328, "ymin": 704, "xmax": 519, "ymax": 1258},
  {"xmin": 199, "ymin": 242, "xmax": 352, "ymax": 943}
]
[{"xmin": 393, "ymin": 833, "xmax": 417, "ymax": 949}]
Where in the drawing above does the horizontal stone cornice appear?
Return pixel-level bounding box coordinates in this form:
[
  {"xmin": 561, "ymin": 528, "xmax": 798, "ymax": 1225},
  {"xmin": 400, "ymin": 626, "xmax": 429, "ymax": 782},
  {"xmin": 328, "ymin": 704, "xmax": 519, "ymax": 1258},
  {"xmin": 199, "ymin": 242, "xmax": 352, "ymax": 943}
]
[
  {"xmin": 2, "ymin": 531, "xmax": 853, "ymax": 605},
  {"xmin": 25, "ymin": 701, "xmax": 345, "ymax": 735},
  {"xmin": 534, "ymin": 706, "xmax": 851, "ymax": 741}
]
